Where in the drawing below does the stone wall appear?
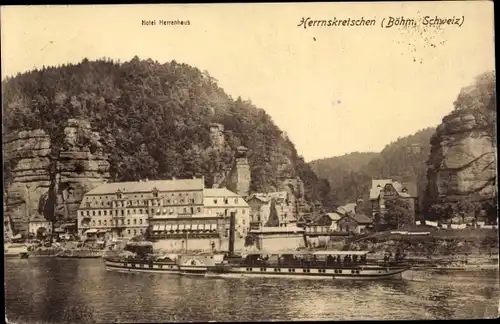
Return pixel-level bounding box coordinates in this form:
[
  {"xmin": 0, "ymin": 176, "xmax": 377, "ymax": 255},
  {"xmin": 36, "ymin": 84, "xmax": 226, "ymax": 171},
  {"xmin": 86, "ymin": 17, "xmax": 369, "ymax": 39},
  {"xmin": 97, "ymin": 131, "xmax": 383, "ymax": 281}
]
[{"xmin": 152, "ymin": 236, "xmax": 246, "ymax": 253}]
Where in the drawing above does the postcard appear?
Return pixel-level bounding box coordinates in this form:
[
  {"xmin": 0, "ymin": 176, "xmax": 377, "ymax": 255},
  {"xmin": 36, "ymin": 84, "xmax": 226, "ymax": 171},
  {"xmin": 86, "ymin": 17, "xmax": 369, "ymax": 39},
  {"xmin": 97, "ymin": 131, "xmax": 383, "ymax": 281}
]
[{"xmin": 2, "ymin": 2, "xmax": 497, "ymax": 322}]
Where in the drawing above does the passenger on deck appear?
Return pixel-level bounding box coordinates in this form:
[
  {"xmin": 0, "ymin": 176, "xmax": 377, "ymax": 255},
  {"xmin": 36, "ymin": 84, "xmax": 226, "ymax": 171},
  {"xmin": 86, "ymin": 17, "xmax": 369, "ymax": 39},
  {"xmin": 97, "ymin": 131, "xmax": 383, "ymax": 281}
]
[
  {"xmin": 360, "ymin": 255, "xmax": 367, "ymax": 264},
  {"xmin": 352, "ymin": 255, "xmax": 359, "ymax": 263},
  {"xmin": 326, "ymin": 255, "xmax": 334, "ymax": 266}
]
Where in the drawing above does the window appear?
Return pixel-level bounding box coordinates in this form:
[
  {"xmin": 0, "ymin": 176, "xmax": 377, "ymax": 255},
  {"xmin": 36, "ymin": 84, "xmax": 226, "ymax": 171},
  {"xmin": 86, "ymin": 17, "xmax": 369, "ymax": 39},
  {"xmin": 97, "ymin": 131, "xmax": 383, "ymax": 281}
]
[
  {"xmin": 104, "ymin": 220, "xmax": 107, "ymax": 226},
  {"xmin": 139, "ymin": 209, "xmax": 143, "ymax": 214},
  {"xmin": 127, "ymin": 219, "xmax": 130, "ymax": 225},
  {"xmin": 140, "ymin": 219, "xmax": 143, "ymax": 224},
  {"xmin": 224, "ymin": 199, "xmax": 228, "ymax": 204},
  {"xmin": 86, "ymin": 202, "xmax": 91, "ymax": 208},
  {"xmin": 153, "ymin": 191, "xmax": 158, "ymax": 198},
  {"xmin": 98, "ymin": 210, "xmax": 101, "ymax": 216},
  {"xmin": 167, "ymin": 199, "xmax": 171, "ymax": 204},
  {"xmin": 121, "ymin": 210, "xmax": 125, "ymax": 216},
  {"xmin": 234, "ymin": 198, "xmax": 238, "ymax": 204},
  {"xmin": 183, "ymin": 208, "xmax": 187, "ymax": 213},
  {"xmin": 214, "ymin": 199, "xmax": 218, "ymax": 204},
  {"xmin": 127, "ymin": 209, "xmax": 130, "ymax": 215},
  {"xmin": 190, "ymin": 198, "xmax": 195, "ymax": 204},
  {"xmin": 92, "ymin": 220, "xmax": 95, "ymax": 226},
  {"xmin": 92, "ymin": 211, "xmax": 96, "ymax": 216},
  {"xmin": 140, "ymin": 229, "xmax": 143, "ymax": 234},
  {"xmin": 127, "ymin": 230, "xmax": 131, "ymax": 235},
  {"xmin": 133, "ymin": 219, "xmax": 137, "ymax": 225},
  {"xmin": 104, "ymin": 210, "xmax": 107, "ymax": 216},
  {"xmin": 117, "ymin": 192, "xmax": 122, "ymax": 199},
  {"xmin": 121, "ymin": 219, "xmax": 124, "ymax": 225},
  {"xmin": 86, "ymin": 211, "xmax": 90, "ymax": 216},
  {"xmin": 133, "ymin": 229, "xmax": 137, "ymax": 235},
  {"xmin": 197, "ymin": 207, "xmax": 201, "ymax": 213},
  {"xmin": 180, "ymin": 198, "xmax": 184, "ymax": 204}
]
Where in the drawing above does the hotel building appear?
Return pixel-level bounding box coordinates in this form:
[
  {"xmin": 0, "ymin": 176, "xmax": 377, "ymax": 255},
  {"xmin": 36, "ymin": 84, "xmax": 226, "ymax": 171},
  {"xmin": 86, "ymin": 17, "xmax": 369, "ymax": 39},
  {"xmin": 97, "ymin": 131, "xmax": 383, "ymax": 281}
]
[{"xmin": 77, "ymin": 177, "xmax": 250, "ymax": 240}]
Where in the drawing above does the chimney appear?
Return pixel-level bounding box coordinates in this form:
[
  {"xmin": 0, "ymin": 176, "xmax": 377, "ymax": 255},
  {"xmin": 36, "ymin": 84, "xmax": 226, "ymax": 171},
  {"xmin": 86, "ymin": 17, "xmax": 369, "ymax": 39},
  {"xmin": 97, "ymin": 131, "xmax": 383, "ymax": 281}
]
[{"xmin": 228, "ymin": 211, "xmax": 236, "ymax": 256}]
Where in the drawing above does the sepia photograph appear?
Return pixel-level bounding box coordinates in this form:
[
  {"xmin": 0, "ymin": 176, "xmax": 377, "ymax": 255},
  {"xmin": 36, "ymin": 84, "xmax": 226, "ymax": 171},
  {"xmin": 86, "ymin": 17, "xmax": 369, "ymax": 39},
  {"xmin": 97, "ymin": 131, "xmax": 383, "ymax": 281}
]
[{"xmin": 1, "ymin": 2, "xmax": 498, "ymax": 323}]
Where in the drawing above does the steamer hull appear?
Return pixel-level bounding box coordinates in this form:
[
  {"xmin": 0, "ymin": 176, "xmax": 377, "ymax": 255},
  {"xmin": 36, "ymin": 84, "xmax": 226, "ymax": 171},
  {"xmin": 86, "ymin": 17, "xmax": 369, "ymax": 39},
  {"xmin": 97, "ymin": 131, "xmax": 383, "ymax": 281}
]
[{"xmin": 207, "ymin": 265, "xmax": 408, "ymax": 280}]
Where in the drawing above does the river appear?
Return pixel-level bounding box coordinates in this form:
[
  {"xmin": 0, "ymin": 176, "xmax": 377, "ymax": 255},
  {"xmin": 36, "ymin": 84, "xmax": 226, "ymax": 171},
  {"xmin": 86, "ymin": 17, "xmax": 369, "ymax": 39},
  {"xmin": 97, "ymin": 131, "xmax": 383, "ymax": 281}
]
[{"xmin": 4, "ymin": 258, "xmax": 499, "ymax": 323}]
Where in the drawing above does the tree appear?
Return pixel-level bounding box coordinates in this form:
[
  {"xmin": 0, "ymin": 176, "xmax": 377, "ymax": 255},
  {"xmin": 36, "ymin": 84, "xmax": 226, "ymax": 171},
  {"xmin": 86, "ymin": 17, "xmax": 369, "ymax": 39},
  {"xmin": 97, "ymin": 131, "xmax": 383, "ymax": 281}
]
[
  {"xmin": 384, "ymin": 198, "xmax": 413, "ymax": 229},
  {"xmin": 265, "ymin": 199, "xmax": 280, "ymax": 227},
  {"xmin": 36, "ymin": 227, "xmax": 47, "ymax": 240}
]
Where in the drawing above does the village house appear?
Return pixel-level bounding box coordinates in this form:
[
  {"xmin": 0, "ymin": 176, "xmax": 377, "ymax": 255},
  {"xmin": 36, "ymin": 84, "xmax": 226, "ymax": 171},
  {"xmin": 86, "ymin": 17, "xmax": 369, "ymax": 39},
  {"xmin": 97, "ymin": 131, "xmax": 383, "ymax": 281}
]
[
  {"xmin": 336, "ymin": 213, "xmax": 373, "ymax": 234},
  {"xmin": 369, "ymin": 179, "xmax": 418, "ymax": 227},
  {"xmin": 247, "ymin": 191, "xmax": 296, "ymax": 228},
  {"xmin": 28, "ymin": 214, "xmax": 52, "ymax": 237},
  {"xmin": 311, "ymin": 212, "xmax": 342, "ymax": 232}
]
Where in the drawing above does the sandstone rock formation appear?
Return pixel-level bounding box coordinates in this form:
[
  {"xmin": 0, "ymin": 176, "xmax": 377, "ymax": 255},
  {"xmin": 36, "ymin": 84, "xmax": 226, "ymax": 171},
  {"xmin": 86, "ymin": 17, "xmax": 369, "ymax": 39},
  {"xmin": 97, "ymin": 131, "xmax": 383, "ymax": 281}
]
[
  {"xmin": 426, "ymin": 72, "xmax": 496, "ymax": 208},
  {"xmin": 4, "ymin": 119, "xmax": 110, "ymax": 234}
]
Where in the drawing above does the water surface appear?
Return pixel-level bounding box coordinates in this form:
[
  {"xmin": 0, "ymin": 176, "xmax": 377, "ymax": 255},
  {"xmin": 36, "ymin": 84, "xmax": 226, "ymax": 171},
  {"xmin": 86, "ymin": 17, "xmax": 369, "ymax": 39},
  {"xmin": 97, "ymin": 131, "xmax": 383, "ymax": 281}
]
[{"xmin": 4, "ymin": 258, "xmax": 499, "ymax": 323}]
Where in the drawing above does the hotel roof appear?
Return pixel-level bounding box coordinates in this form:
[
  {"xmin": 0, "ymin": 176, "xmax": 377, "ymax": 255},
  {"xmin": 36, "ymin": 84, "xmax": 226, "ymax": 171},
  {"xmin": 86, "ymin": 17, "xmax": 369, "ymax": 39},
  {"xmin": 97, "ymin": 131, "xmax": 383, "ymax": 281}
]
[
  {"xmin": 247, "ymin": 191, "xmax": 288, "ymax": 202},
  {"xmin": 369, "ymin": 179, "xmax": 417, "ymax": 199},
  {"xmin": 85, "ymin": 178, "xmax": 205, "ymax": 195},
  {"xmin": 203, "ymin": 188, "xmax": 239, "ymax": 197}
]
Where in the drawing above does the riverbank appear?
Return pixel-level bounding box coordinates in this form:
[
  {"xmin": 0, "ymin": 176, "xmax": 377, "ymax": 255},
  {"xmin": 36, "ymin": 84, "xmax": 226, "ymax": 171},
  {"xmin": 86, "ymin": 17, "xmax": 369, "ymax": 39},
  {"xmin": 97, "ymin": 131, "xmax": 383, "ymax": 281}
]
[{"xmin": 341, "ymin": 227, "xmax": 498, "ymax": 262}]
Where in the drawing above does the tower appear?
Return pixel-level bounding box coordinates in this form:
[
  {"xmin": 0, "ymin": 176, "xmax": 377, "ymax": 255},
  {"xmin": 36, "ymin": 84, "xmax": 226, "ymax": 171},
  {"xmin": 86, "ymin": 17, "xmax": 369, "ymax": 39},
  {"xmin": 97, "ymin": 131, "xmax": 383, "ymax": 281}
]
[{"xmin": 228, "ymin": 146, "xmax": 251, "ymax": 198}]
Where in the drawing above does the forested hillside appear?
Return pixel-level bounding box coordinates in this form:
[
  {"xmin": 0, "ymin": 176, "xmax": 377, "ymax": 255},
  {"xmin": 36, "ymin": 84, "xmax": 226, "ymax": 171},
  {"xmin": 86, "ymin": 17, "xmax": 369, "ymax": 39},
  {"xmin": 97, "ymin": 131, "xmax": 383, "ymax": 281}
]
[
  {"xmin": 2, "ymin": 57, "xmax": 329, "ymax": 204},
  {"xmin": 309, "ymin": 128, "xmax": 436, "ymax": 210}
]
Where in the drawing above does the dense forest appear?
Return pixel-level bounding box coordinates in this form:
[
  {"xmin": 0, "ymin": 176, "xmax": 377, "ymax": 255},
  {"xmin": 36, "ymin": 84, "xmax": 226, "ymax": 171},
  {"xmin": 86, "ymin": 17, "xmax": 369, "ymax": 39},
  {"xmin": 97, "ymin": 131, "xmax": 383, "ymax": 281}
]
[
  {"xmin": 309, "ymin": 128, "xmax": 436, "ymax": 211},
  {"xmin": 2, "ymin": 57, "xmax": 329, "ymax": 205}
]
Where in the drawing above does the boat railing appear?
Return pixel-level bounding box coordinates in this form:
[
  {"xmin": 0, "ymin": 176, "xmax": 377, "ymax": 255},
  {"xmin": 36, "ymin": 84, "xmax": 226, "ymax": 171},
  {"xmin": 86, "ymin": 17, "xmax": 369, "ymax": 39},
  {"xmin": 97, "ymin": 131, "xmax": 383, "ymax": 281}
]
[{"xmin": 241, "ymin": 259, "xmax": 397, "ymax": 269}]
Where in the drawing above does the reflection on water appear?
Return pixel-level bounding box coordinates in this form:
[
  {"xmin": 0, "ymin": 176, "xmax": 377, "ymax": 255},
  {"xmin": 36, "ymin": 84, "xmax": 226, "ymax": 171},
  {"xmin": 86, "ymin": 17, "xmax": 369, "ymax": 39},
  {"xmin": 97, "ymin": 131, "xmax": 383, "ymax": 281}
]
[{"xmin": 5, "ymin": 258, "xmax": 499, "ymax": 323}]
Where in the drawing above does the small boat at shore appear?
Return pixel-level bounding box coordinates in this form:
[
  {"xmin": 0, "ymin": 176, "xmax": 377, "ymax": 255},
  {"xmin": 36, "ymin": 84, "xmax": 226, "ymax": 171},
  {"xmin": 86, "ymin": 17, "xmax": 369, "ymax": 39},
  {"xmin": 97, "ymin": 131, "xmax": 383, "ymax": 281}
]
[
  {"xmin": 4, "ymin": 243, "xmax": 29, "ymax": 259},
  {"xmin": 56, "ymin": 249, "xmax": 104, "ymax": 259}
]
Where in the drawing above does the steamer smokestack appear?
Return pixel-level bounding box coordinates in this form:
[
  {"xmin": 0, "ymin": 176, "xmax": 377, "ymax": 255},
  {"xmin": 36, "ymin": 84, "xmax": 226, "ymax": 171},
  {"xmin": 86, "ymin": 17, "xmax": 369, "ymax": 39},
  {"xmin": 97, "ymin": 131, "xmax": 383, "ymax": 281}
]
[{"xmin": 229, "ymin": 211, "xmax": 236, "ymax": 256}]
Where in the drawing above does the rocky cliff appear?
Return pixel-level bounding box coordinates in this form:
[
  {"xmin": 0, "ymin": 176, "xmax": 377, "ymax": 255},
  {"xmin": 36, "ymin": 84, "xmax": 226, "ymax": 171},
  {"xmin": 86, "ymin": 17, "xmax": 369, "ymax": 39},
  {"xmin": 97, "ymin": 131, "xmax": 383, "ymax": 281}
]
[
  {"xmin": 426, "ymin": 72, "xmax": 496, "ymax": 212},
  {"xmin": 2, "ymin": 58, "xmax": 330, "ymax": 233},
  {"xmin": 4, "ymin": 119, "xmax": 110, "ymax": 234}
]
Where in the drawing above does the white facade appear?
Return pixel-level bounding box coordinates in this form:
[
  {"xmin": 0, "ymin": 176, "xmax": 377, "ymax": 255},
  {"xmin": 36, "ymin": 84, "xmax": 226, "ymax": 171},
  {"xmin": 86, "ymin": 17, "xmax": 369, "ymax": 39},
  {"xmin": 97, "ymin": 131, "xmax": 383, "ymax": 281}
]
[{"xmin": 203, "ymin": 188, "xmax": 251, "ymax": 238}]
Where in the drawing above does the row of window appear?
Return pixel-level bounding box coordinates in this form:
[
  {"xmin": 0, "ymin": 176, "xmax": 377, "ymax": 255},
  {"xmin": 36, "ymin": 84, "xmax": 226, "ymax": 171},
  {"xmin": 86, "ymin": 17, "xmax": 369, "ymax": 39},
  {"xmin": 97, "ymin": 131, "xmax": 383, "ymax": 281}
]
[
  {"xmin": 83, "ymin": 218, "xmax": 146, "ymax": 226},
  {"xmin": 92, "ymin": 191, "xmax": 199, "ymax": 201},
  {"xmin": 80, "ymin": 206, "xmax": 202, "ymax": 217},
  {"xmin": 85, "ymin": 197, "xmax": 199, "ymax": 208},
  {"xmin": 212, "ymin": 198, "xmax": 239, "ymax": 204}
]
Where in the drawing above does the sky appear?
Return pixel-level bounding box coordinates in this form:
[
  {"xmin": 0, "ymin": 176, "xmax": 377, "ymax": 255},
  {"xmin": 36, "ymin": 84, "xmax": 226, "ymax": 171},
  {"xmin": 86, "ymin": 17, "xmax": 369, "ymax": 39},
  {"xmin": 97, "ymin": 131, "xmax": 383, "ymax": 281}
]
[{"xmin": 1, "ymin": 3, "xmax": 495, "ymax": 162}]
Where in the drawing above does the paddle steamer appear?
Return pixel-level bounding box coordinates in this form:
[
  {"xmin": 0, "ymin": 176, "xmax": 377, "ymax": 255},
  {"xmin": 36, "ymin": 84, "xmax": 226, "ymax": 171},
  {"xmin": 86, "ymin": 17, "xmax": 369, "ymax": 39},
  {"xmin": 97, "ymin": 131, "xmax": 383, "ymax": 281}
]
[{"xmin": 103, "ymin": 213, "xmax": 410, "ymax": 280}]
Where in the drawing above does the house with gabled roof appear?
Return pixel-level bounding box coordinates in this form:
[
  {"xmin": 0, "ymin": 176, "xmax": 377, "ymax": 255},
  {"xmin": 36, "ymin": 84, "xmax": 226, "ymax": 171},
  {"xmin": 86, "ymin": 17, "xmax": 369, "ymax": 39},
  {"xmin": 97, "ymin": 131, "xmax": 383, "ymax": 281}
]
[
  {"xmin": 337, "ymin": 213, "xmax": 373, "ymax": 234},
  {"xmin": 369, "ymin": 179, "xmax": 418, "ymax": 227}
]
